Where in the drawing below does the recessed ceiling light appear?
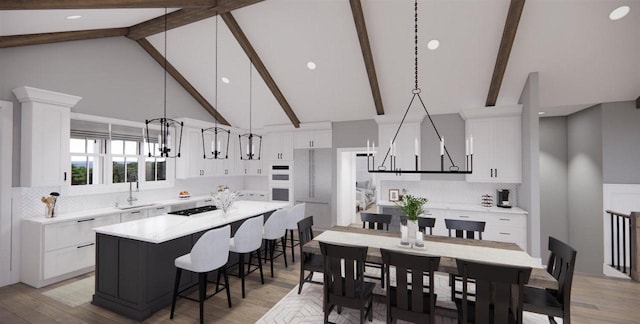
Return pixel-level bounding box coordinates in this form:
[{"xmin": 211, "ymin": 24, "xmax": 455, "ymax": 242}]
[
  {"xmin": 306, "ymin": 61, "xmax": 317, "ymax": 70},
  {"xmin": 609, "ymin": 6, "xmax": 630, "ymax": 20},
  {"xmin": 65, "ymin": 15, "xmax": 82, "ymax": 20},
  {"xmin": 538, "ymin": 111, "xmax": 546, "ymax": 115},
  {"xmin": 221, "ymin": 77, "xmax": 230, "ymax": 84},
  {"xmin": 427, "ymin": 39, "xmax": 440, "ymax": 50}
]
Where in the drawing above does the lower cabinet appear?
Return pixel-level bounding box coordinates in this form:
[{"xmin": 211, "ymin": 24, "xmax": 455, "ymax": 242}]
[
  {"xmin": 22, "ymin": 213, "xmax": 120, "ymax": 288},
  {"xmin": 121, "ymin": 209, "xmax": 149, "ymax": 222}
]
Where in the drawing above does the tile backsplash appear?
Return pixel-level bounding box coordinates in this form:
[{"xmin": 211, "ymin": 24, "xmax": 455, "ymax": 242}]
[
  {"xmin": 380, "ymin": 180, "xmax": 518, "ymax": 206},
  {"xmin": 15, "ymin": 176, "xmax": 245, "ymax": 219}
]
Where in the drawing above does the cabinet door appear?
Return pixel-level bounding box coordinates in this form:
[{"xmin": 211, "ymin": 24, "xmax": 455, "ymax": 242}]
[
  {"xmin": 293, "ymin": 131, "xmax": 313, "ymax": 149},
  {"xmin": 201, "ymin": 131, "xmax": 215, "ymax": 176},
  {"xmin": 312, "ymin": 130, "xmax": 332, "ymax": 148},
  {"xmin": 280, "ymin": 132, "xmax": 294, "ymax": 160},
  {"xmin": 31, "ymin": 105, "xmax": 70, "ymax": 186},
  {"xmin": 465, "ymin": 119, "xmax": 494, "ymax": 183},
  {"xmin": 492, "ymin": 117, "xmax": 521, "ymax": 183},
  {"xmin": 245, "ymin": 159, "xmax": 263, "ymax": 175},
  {"xmin": 176, "ymin": 127, "xmax": 204, "ymax": 178}
]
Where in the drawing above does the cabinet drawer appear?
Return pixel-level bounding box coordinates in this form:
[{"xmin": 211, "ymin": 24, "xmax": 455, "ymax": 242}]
[
  {"xmin": 489, "ymin": 215, "xmax": 526, "ymax": 228},
  {"xmin": 44, "ymin": 214, "xmax": 119, "ymax": 252},
  {"xmin": 120, "ymin": 209, "xmax": 148, "ymax": 223},
  {"xmin": 148, "ymin": 206, "xmax": 169, "ymax": 217},
  {"xmin": 43, "ymin": 243, "xmax": 95, "ymax": 279}
]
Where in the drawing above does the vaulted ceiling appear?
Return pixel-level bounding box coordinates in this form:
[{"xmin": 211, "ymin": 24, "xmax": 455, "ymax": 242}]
[{"xmin": 1, "ymin": 0, "xmax": 638, "ymax": 129}]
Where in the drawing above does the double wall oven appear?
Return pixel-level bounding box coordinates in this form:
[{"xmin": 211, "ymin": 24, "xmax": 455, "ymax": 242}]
[{"xmin": 269, "ymin": 163, "xmax": 293, "ymax": 203}]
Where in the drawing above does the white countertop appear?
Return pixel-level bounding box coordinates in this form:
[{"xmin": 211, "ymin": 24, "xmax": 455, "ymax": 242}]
[
  {"xmin": 24, "ymin": 195, "xmax": 213, "ymax": 224},
  {"xmin": 377, "ymin": 200, "xmax": 528, "ymax": 215},
  {"xmin": 93, "ymin": 200, "xmax": 290, "ymax": 244}
]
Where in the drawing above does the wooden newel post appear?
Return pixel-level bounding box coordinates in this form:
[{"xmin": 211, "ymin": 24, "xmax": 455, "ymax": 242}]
[{"xmin": 631, "ymin": 212, "xmax": 640, "ymax": 281}]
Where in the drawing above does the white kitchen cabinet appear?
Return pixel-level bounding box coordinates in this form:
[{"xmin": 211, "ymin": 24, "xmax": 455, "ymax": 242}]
[
  {"xmin": 214, "ymin": 134, "xmax": 243, "ymax": 176},
  {"xmin": 148, "ymin": 205, "xmax": 169, "ymax": 216},
  {"xmin": 121, "ymin": 209, "xmax": 149, "ymax": 222},
  {"xmin": 243, "ymin": 159, "xmax": 265, "ymax": 176},
  {"xmin": 462, "ymin": 106, "xmax": 522, "ymax": 183},
  {"xmin": 177, "ymin": 127, "xmax": 215, "ymax": 179},
  {"xmin": 293, "ymin": 130, "xmax": 332, "ymax": 149},
  {"xmin": 266, "ymin": 132, "xmax": 293, "ymax": 161},
  {"xmin": 13, "ymin": 86, "xmax": 81, "ymax": 187},
  {"xmin": 21, "ymin": 213, "xmax": 120, "ymax": 288}
]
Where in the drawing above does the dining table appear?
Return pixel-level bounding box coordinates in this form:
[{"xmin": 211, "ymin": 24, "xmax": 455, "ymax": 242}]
[{"xmin": 302, "ymin": 226, "xmax": 557, "ymax": 290}]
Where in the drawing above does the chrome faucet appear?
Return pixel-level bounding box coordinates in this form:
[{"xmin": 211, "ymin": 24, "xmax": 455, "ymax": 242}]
[{"xmin": 127, "ymin": 178, "xmax": 139, "ymax": 205}]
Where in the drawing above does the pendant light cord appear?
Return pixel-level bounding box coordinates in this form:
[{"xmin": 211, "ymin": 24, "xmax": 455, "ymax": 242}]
[
  {"xmin": 215, "ymin": 13, "xmax": 218, "ymax": 127},
  {"xmin": 163, "ymin": 7, "xmax": 168, "ymax": 120},
  {"xmin": 414, "ymin": 0, "xmax": 419, "ymax": 91},
  {"xmin": 249, "ymin": 60, "xmax": 252, "ymax": 134}
]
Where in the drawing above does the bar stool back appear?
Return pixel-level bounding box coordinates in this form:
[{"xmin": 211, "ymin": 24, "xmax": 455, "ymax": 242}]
[
  {"xmin": 263, "ymin": 208, "xmax": 289, "ymax": 277},
  {"xmin": 229, "ymin": 215, "xmax": 264, "ymax": 298},
  {"xmin": 286, "ymin": 203, "xmax": 306, "ymax": 262},
  {"xmin": 170, "ymin": 225, "xmax": 231, "ymax": 324}
]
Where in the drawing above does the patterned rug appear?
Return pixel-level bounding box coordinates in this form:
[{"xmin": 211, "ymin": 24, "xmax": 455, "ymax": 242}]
[
  {"xmin": 257, "ymin": 272, "xmax": 561, "ymax": 324},
  {"xmin": 42, "ymin": 276, "xmax": 95, "ymax": 307}
]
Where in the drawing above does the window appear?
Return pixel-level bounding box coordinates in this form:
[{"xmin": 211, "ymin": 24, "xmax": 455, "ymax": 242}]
[
  {"xmin": 145, "ymin": 143, "xmax": 167, "ymax": 181},
  {"xmin": 70, "ymin": 137, "xmax": 105, "ymax": 186},
  {"xmin": 111, "ymin": 140, "xmax": 139, "ymax": 183}
]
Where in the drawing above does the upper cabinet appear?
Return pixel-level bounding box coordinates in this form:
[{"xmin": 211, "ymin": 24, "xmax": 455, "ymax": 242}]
[
  {"xmin": 461, "ymin": 105, "xmax": 522, "ymax": 183},
  {"xmin": 13, "ymin": 87, "xmax": 81, "ymax": 187},
  {"xmin": 265, "ymin": 132, "xmax": 293, "ymax": 161},
  {"xmin": 293, "ymin": 130, "xmax": 332, "ymax": 149},
  {"xmin": 176, "ymin": 127, "xmax": 215, "ymax": 179}
]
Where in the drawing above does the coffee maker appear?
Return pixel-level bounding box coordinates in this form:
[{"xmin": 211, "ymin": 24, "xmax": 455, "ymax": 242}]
[{"xmin": 497, "ymin": 189, "xmax": 511, "ymax": 208}]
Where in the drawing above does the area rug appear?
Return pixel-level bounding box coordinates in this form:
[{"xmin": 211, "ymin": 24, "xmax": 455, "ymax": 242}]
[
  {"xmin": 42, "ymin": 276, "xmax": 95, "ymax": 307},
  {"xmin": 256, "ymin": 272, "xmax": 561, "ymax": 324}
]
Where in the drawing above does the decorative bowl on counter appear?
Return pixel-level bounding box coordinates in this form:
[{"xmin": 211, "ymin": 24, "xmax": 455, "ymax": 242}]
[{"xmin": 179, "ymin": 191, "xmax": 190, "ymax": 199}]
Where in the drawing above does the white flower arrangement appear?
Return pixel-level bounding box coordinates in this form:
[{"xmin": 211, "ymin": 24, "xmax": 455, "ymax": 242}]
[{"xmin": 211, "ymin": 190, "xmax": 238, "ymax": 214}]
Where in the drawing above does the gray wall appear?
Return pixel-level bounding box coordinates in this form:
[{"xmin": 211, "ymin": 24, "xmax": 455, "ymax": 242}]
[
  {"xmin": 567, "ymin": 105, "xmax": 603, "ymax": 274},
  {"xmin": 330, "ymin": 119, "xmax": 378, "ymax": 227},
  {"xmin": 420, "ymin": 113, "xmax": 466, "ymax": 181},
  {"xmin": 518, "ymin": 72, "xmax": 541, "ymax": 258},
  {"xmin": 0, "ymin": 37, "xmax": 215, "ymax": 186},
  {"xmin": 602, "ymin": 101, "xmax": 640, "ymax": 184},
  {"xmin": 539, "ymin": 117, "xmax": 569, "ymax": 262}
]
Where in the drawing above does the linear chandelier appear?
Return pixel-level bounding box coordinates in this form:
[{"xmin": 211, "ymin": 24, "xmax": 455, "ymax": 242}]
[
  {"xmin": 367, "ymin": 0, "xmax": 473, "ymax": 175},
  {"xmin": 202, "ymin": 14, "xmax": 230, "ymax": 160},
  {"xmin": 145, "ymin": 7, "xmax": 183, "ymax": 158}
]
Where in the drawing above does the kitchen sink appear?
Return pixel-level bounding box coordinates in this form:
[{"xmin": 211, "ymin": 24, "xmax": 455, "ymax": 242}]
[{"xmin": 117, "ymin": 203, "xmax": 156, "ymax": 210}]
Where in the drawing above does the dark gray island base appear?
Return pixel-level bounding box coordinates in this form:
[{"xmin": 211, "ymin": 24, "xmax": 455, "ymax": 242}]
[{"xmin": 91, "ymin": 203, "xmax": 281, "ymax": 321}]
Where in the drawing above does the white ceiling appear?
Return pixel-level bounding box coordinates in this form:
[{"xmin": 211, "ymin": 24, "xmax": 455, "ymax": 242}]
[{"xmin": 2, "ymin": 0, "xmax": 639, "ymax": 129}]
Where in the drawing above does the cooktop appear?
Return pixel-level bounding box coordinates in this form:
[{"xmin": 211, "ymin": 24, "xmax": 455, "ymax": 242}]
[{"xmin": 168, "ymin": 205, "xmax": 217, "ymax": 216}]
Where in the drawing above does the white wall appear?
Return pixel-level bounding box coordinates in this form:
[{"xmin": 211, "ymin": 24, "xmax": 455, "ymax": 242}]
[{"xmin": 0, "ymin": 100, "xmax": 17, "ymax": 286}]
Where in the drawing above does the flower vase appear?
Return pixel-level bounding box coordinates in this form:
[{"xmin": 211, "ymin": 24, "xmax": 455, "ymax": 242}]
[
  {"xmin": 400, "ymin": 223, "xmax": 410, "ymax": 245},
  {"xmin": 407, "ymin": 219, "xmax": 418, "ymax": 245}
]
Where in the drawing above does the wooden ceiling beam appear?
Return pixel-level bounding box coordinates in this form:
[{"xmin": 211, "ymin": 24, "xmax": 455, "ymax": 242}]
[
  {"xmin": 126, "ymin": 0, "xmax": 263, "ymax": 40},
  {"xmin": 0, "ymin": 0, "xmax": 217, "ymax": 10},
  {"xmin": 486, "ymin": 0, "xmax": 525, "ymax": 107},
  {"xmin": 136, "ymin": 38, "xmax": 231, "ymax": 126},
  {"xmin": 0, "ymin": 28, "xmax": 127, "ymax": 48},
  {"xmin": 636, "ymin": 96, "xmax": 640, "ymax": 109},
  {"xmin": 221, "ymin": 12, "xmax": 301, "ymax": 128},
  {"xmin": 349, "ymin": 0, "xmax": 384, "ymax": 116}
]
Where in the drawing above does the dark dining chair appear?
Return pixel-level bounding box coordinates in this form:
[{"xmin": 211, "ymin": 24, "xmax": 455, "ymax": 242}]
[
  {"xmin": 360, "ymin": 212, "xmax": 392, "ymax": 287},
  {"xmin": 455, "ymin": 258, "xmax": 532, "ymax": 324},
  {"xmin": 418, "ymin": 217, "xmax": 436, "ymax": 235},
  {"xmin": 523, "ymin": 236, "xmax": 577, "ymax": 324},
  {"xmin": 380, "ymin": 249, "xmax": 440, "ymax": 324},
  {"xmin": 445, "ymin": 218, "xmax": 487, "ymax": 301},
  {"xmin": 297, "ymin": 216, "xmax": 323, "ymax": 294},
  {"xmin": 320, "ymin": 242, "xmax": 375, "ymax": 324}
]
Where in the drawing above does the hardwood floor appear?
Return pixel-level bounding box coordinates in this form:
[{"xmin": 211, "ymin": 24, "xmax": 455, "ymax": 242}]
[{"xmin": 1, "ymin": 247, "xmax": 640, "ymax": 323}]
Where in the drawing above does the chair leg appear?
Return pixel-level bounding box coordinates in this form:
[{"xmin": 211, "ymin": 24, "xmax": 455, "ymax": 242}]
[
  {"xmin": 381, "ymin": 264, "xmax": 385, "ymax": 287},
  {"xmin": 368, "ymin": 297, "xmax": 373, "ymax": 322},
  {"xmin": 298, "ymin": 264, "xmax": 305, "ymax": 294},
  {"xmin": 239, "ymin": 253, "xmax": 246, "ymax": 298},
  {"xmin": 223, "ymin": 265, "xmax": 232, "ymax": 308},
  {"xmin": 216, "ymin": 268, "xmax": 221, "ymax": 292},
  {"xmin": 270, "ymin": 240, "xmax": 275, "ymax": 277},
  {"xmin": 281, "ymin": 236, "xmax": 288, "ymax": 268},
  {"xmin": 170, "ymin": 268, "xmax": 181, "ymax": 319},
  {"xmin": 256, "ymin": 249, "xmax": 264, "ymax": 284},
  {"xmin": 290, "ymin": 229, "xmax": 295, "ymax": 263},
  {"xmin": 360, "ymin": 307, "xmax": 365, "ymax": 324},
  {"xmin": 450, "ymin": 274, "xmax": 455, "ymax": 302},
  {"xmin": 198, "ymin": 272, "xmax": 207, "ymax": 324}
]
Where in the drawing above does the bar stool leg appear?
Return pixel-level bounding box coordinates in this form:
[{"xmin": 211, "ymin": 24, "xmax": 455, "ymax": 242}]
[
  {"xmin": 170, "ymin": 268, "xmax": 182, "ymax": 319},
  {"xmin": 281, "ymin": 236, "xmax": 288, "ymax": 268},
  {"xmin": 256, "ymin": 249, "xmax": 264, "ymax": 284},
  {"xmin": 270, "ymin": 240, "xmax": 275, "ymax": 277},
  {"xmin": 290, "ymin": 229, "xmax": 295, "ymax": 263},
  {"xmin": 223, "ymin": 265, "xmax": 232, "ymax": 308},
  {"xmin": 198, "ymin": 272, "xmax": 207, "ymax": 324},
  {"xmin": 239, "ymin": 253, "xmax": 246, "ymax": 298}
]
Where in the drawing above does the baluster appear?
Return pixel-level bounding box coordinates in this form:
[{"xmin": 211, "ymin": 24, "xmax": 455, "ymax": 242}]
[
  {"xmin": 611, "ymin": 213, "xmax": 615, "ymax": 268},
  {"xmin": 617, "ymin": 215, "xmax": 621, "ymax": 271},
  {"xmin": 623, "ymin": 217, "xmax": 627, "ymax": 273}
]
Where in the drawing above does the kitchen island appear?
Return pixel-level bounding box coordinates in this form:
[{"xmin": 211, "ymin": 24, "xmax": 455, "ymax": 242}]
[{"xmin": 91, "ymin": 200, "xmax": 290, "ymax": 321}]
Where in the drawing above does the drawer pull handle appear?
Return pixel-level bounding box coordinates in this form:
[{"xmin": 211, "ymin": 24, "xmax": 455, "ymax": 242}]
[
  {"xmin": 459, "ymin": 216, "xmax": 470, "ymax": 218},
  {"xmin": 131, "ymin": 211, "xmax": 141, "ymax": 214},
  {"xmin": 77, "ymin": 243, "xmax": 95, "ymax": 249},
  {"xmin": 156, "ymin": 207, "xmax": 165, "ymax": 210},
  {"xmin": 499, "ymin": 232, "xmax": 511, "ymax": 235},
  {"xmin": 499, "ymin": 218, "xmax": 510, "ymax": 221},
  {"xmin": 77, "ymin": 218, "xmax": 95, "ymax": 223},
  {"xmin": 204, "ymin": 199, "xmax": 212, "ymax": 203}
]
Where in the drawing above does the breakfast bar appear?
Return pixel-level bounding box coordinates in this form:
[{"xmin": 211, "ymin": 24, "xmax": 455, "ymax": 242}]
[{"xmin": 91, "ymin": 200, "xmax": 289, "ymax": 321}]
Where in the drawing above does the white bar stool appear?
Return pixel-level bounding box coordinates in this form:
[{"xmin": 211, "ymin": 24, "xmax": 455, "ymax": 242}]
[
  {"xmin": 262, "ymin": 208, "xmax": 289, "ymax": 277},
  {"xmin": 285, "ymin": 203, "xmax": 306, "ymax": 263},
  {"xmin": 170, "ymin": 225, "xmax": 231, "ymax": 324},
  {"xmin": 229, "ymin": 215, "xmax": 264, "ymax": 298}
]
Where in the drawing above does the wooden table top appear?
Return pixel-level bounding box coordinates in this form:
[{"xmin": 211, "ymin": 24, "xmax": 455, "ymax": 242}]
[{"xmin": 302, "ymin": 226, "xmax": 558, "ymax": 290}]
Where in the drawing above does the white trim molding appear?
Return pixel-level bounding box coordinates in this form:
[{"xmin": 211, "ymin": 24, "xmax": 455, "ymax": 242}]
[
  {"xmin": 0, "ymin": 100, "xmax": 17, "ymax": 287},
  {"xmin": 12, "ymin": 86, "xmax": 82, "ymax": 107}
]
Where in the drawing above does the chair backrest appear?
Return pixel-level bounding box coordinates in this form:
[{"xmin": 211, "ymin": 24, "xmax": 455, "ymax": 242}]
[
  {"xmin": 287, "ymin": 203, "xmax": 306, "ymax": 230},
  {"xmin": 380, "ymin": 249, "xmax": 440, "ymax": 323},
  {"xmin": 361, "ymin": 212, "xmax": 392, "ymax": 231},
  {"xmin": 297, "ymin": 216, "xmax": 314, "ymax": 247},
  {"xmin": 231, "ymin": 215, "xmax": 264, "ymax": 253},
  {"xmin": 445, "ymin": 219, "xmax": 486, "ymax": 240},
  {"xmin": 456, "ymin": 259, "xmax": 532, "ymax": 324},
  {"xmin": 263, "ymin": 208, "xmax": 288, "ymax": 239},
  {"xmin": 418, "ymin": 217, "xmax": 436, "ymax": 235},
  {"xmin": 190, "ymin": 225, "xmax": 231, "ymax": 273},
  {"xmin": 546, "ymin": 236, "xmax": 577, "ymax": 309},
  {"xmin": 320, "ymin": 242, "xmax": 368, "ymax": 302}
]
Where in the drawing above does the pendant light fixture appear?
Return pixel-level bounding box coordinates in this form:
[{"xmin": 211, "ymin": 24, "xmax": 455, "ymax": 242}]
[
  {"xmin": 239, "ymin": 61, "xmax": 262, "ymax": 160},
  {"xmin": 145, "ymin": 7, "xmax": 183, "ymax": 158},
  {"xmin": 202, "ymin": 14, "xmax": 230, "ymax": 160},
  {"xmin": 367, "ymin": 0, "xmax": 472, "ymax": 174}
]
